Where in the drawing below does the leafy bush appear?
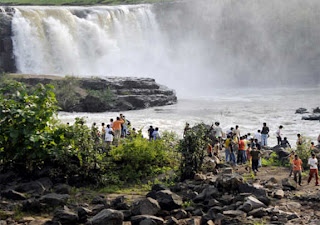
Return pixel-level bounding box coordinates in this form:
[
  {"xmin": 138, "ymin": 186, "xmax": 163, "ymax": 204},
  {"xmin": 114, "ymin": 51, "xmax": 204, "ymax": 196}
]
[
  {"xmin": 178, "ymin": 123, "xmax": 212, "ymax": 181},
  {"xmin": 0, "ymin": 81, "xmax": 108, "ymax": 184},
  {"xmin": 295, "ymin": 138, "xmax": 313, "ymax": 169},
  {"xmin": 0, "ymin": 82, "xmax": 58, "ymax": 171},
  {"xmin": 107, "ymin": 136, "xmax": 177, "ymax": 184},
  {"xmin": 86, "ymin": 88, "xmax": 113, "ymax": 104}
]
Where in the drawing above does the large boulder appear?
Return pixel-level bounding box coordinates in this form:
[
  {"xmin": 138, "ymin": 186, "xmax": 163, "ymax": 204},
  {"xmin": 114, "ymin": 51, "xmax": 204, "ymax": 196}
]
[
  {"xmin": 39, "ymin": 193, "xmax": 69, "ymax": 206},
  {"xmin": 131, "ymin": 215, "xmax": 164, "ymax": 225},
  {"xmin": 282, "ymin": 178, "xmax": 297, "ymax": 191},
  {"xmin": 52, "ymin": 209, "xmax": 78, "ymax": 225},
  {"xmin": 131, "ymin": 198, "xmax": 161, "ymax": 216},
  {"xmin": 244, "ymin": 196, "xmax": 266, "ymax": 210},
  {"xmin": 1, "ymin": 189, "xmax": 27, "ymax": 200},
  {"xmin": 87, "ymin": 209, "xmax": 123, "ymax": 225},
  {"xmin": 154, "ymin": 190, "xmax": 182, "ymax": 211},
  {"xmin": 216, "ymin": 174, "xmax": 244, "ymax": 191},
  {"xmin": 193, "ymin": 186, "xmax": 219, "ymax": 203}
]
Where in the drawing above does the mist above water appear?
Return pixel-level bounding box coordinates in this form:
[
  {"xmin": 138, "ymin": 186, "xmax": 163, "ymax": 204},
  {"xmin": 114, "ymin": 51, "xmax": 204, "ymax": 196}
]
[{"xmin": 10, "ymin": 0, "xmax": 320, "ymax": 95}]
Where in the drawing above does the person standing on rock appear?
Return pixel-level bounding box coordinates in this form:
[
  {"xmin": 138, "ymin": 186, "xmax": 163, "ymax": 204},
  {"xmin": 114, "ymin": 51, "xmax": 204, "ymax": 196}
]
[
  {"xmin": 238, "ymin": 136, "xmax": 246, "ymax": 164},
  {"xmin": 276, "ymin": 125, "xmax": 283, "ymax": 145},
  {"xmin": 261, "ymin": 123, "xmax": 270, "ymax": 147},
  {"xmin": 235, "ymin": 125, "xmax": 241, "ymax": 140},
  {"xmin": 152, "ymin": 127, "xmax": 161, "ymax": 140},
  {"xmin": 105, "ymin": 124, "xmax": 114, "ymax": 146},
  {"xmin": 225, "ymin": 135, "xmax": 231, "ymax": 162},
  {"xmin": 281, "ymin": 137, "xmax": 291, "ymax": 149},
  {"xmin": 307, "ymin": 153, "xmax": 319, "ymax": 186},
  {"xmin": 112, "ymin": 117, "xmax": 124, "ymax": 146},
  {"xmin": 288, "ymin": 151, "xmax": 295, "ymax": 177},
  {"xmin": 254, "ymin": 130, "xmax": 262, "ymax": 145},
  {"xmin": 292, "ymin": 155, "xmax": 303, "ymax": 186},
  {"xmin": 148, "ymin": 126, "xmax": 154, "ymax": 141},
  {"xmin": 214, "ymin": 122, "xmax": 223, "ymax": 145},
  {"xmin": 296, "ymin": 134, "xmax": 303, "ymax": 146},
  {"xmin": 250, "ymin": 146, "xmax": 261, "ymax": 175},
  {"xmin": 101, "ymin": 123, "xmax": 106, "ymax": 141}
]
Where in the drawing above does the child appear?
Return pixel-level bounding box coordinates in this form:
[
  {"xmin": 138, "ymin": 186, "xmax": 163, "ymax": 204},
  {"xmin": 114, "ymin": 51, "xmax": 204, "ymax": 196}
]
[{"xmin": 288, "ymin": 151, "xmax": 295, "ymax": 177}]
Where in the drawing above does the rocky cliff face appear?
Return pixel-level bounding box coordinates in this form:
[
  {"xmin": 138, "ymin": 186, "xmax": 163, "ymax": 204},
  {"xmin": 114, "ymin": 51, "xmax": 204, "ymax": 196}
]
[
  {"xmin": 13, "ymin": 74, "xmax": 177, "ymax": 112},
  {"xmin": 0, "ymin": 8, "xmax": 15, "ymax": 73}
]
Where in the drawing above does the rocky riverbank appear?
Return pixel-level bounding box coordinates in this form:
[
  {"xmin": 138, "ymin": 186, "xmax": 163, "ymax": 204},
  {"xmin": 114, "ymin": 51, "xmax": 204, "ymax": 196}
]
[
  {"xmin": 2, "ymin": 145, "xmax": 320, "ymax": 225},
  {"xmin": 11, "ymin": 74, "xmax": 177, "ymax": 112}
]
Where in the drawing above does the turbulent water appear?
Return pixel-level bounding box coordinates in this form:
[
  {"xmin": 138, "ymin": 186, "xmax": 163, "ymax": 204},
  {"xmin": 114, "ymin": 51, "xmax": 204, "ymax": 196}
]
[
  {"xmin": 9, "ymin": 0, "xmax": 320, "ymax": 94},
  {"xmin": 7, "ymin": 1, "xmax": 320, "ymax": 145},
  {"xmin": 59, "ymin": 88, "xmax": 320, "ymax": 148}
]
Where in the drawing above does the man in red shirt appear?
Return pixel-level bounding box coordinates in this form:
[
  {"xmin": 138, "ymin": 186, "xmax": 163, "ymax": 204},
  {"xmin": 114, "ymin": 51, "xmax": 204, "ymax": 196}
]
[
  {"xmin": 238, "ymin": 137, "xmax": 246, "ymax": 165},
  {"xmin": 112, "ymin": 117, "xmax": 124, "ymax": 146},
  {"xmin": 292, "ymin": 155, "xmax": 303, "ymax": 186}
]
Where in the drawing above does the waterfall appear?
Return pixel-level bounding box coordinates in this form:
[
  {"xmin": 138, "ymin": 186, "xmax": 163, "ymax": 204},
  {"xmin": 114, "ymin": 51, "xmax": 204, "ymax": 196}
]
[
  {"xmin": 9, "ymin": 1, "xmax": 320, "ymax": 94},
  {"xmin": 11, "ymin": 5, "xmax": 166, "ymax": 78}
]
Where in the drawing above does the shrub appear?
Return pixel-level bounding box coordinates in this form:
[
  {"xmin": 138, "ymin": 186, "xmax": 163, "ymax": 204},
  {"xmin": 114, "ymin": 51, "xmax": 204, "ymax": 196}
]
[
  {"xmin": 0, "ymin": 82, "xmax": 58, "ymax": 171},
  {"xmin": 107, "ymin": 136, "xmax": 177, "ymax": 183},
  {"xmin": 295, "ymin": 138, "xmax": 313, "ymax": 169},
  {"xmin": 178, "ymin": 123, "xmax": 213, "ymax": 181}
]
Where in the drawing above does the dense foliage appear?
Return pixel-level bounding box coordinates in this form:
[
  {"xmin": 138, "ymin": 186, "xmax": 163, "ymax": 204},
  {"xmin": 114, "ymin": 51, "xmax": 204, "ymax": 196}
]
[
  {"xmin": 178, "ymin": 123, "xmax": 213, "ymax": 181},
  {"xmin": 296, "ymin": 138, "xmax": 313, "ymax": 169},
  {"xmin": 108, "ymin": 135, "xmax": 177, "ymax": 184},
  {"xmin": 0, "ymin": 80, "xmax": 177, "ymax": 185}
]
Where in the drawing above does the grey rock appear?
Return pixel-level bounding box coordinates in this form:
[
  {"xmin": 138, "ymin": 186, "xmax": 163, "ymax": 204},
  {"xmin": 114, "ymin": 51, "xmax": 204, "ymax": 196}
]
[
  {"xmin": 131, "ymin": 215, "xmax": 164, "ymax": 225},
  {"xmin": 171, "ymin": 209, "xmax": 188, "ymax": 219},
  {"xmin": 39, "ymin": 193, "xmax": 69, "ymax": 206},
  {"xmin": 237, "ymin": 202, "xmax": 252, "ymax": 213},
  {"xmin": 151, "ymin": 184, "xmax": 168, "ymax": 192},
  {"xmin": 193, "ymin": 186, "xmax": 219, "ymax": 203},
  {"xmin": 274, "ymin": 189, "xmax": 285, "ymax": 199},
  {"xmin": 53, "ymin": 184, "xmax": 71, "ymax": 194},
  {"xmin": 77, "ymin": 207, "xmax": 92, "ymax": 223},
  {"xmin": 88, "ymin": 209, "xmax": 123, "ymax": 225},
  {"xmin": 53, "ymin": 209, "xmax": 78, "ymax": 225},
  {"xmin": 216, "ymin": 174, "xmax": 244, "ymax": 191},
  {"xmin": 248, "ymin": 208, "xmax": 267, "ymax": 218},
  {"xmin": 245, "ymin": 196, "xmax": 266, "ymax": 210},
  {"xmin": 155, "ymin": 190, "xmax": 182, "ymax": 211},
  {"xmin": 92, "ymin": 204, "xmax": 106, "ymax": 216},
  {"xmin": 282, "ymin": 178, "xmax": 297, "ymax": 191},
  {"xmin": 91, "ymin": 196, "xmax": 108, "ymax": 206},
  {"xmin": 222, "ymin": 210, "xmax": 246, "ymax": 218},
  {"xmin": 165, "ymin": 216, "xmax": 178, "ymax": 225},
  {"xmin": 1, "ymin": 189, "xmax": 27, "ymax": 200},
  {"xmin": 131, "ymin": 198, "xmax": 161, "ymax": 216}
]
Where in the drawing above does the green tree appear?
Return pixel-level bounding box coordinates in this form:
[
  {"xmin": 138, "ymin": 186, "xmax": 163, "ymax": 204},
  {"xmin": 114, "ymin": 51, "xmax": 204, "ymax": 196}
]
[
  {"xmin": 178, "ymin": 123, "xmax": 213, "ymax": 181},
  {"xmin": 0, "ymin": 82, "xmax": 58, "ymax": 170}
]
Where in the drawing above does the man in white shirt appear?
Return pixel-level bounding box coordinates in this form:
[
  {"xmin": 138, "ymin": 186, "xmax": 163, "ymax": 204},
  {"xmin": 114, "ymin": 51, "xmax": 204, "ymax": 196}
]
[
  {"xmin": 254, "ymin": 130, "xmax": 262, "ymax": 144},
  {"xmin": 214, "ymin": 122, "xmax": 223, "ymax": 143},
  {"xmin": 308, "ymin": 153, "xmax": 319, "ymax": 186}
]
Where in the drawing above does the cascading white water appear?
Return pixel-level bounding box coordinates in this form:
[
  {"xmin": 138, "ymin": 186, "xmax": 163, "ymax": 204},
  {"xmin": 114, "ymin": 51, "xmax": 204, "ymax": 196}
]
[
  {"xmin": 10, "ymin": 0, "xmax": 320, "ymax": 94},
  {"xmin": 11, "ymin": 5, "xmax": 166, "ymax": 78}
]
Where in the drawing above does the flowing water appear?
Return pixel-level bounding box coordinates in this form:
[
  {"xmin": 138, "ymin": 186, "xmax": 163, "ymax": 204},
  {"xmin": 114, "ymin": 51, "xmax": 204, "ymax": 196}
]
[
  {"xmin": 5, "ymin": 1, "xmax": 320, "ymax": 146},
  {"xmin": 58, "ymin": 88, "xmax": 320, "ymax": 148}
]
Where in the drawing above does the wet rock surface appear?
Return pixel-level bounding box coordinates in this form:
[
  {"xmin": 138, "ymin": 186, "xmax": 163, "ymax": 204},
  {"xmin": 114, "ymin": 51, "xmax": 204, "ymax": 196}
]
[{"xmin": 12, "ymin": 74, "xmax": 177, "ymax": 112}]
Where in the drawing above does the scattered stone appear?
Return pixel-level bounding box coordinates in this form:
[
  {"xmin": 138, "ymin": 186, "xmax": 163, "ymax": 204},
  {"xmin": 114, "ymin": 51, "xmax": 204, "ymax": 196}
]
[
  {"xmin": 29, "ymin": 219, "xmax": 51, "ymax": 225},
  {"xmin": 53, "ymin": 184, "xmax": 71, "ymax": 194},
  {"xmin": 131, "ymin": 198, "xmax": 161, "ymax": 216},
  {"xmin": 245, "ymin": 196, "xmax": 266, "ymax": 210},
  {"xmin": 273, "ymin": 190, "xmax": 285, "ymax": 199},
  {"xmin": 155, "ymin": 190, "xmax": 182, "ymax": 211},
  {"xmin": 282, "ymin": 179, "xmax": 297, "ymax": 191},
  {"xmin": 248, "ymin": 208, "xmax": 268, "ymax": 218},
  {"xmin": 220, "ymin": 168, "xmax": 233, "ymax": 174},
  {"xmin": 295, "ymin": 108, "xmax": 308, "ymax": 114},
  {"xmin": 165, "ymin": 217, "xmax": 178, "ymax": 225},
  {"xmin": 92, "ymin": 204, "xmax": 106, "ymax": 215},
  {"xmin": 53, "ymin": 209, "xmax": 78, "ymax": 225},
  {"xmin": 171, "ymin": 209, "xmax": 188, "ymax": 219},
  {"xmin": 39, "ymin": 193, "xmax": 69, "ymax": 206},
  {"xmin": 131, "ymin": 215, "xmax": 164, "ymax": 225},
  {"xmin": 87, "ymin": 209, "xmax": 123, "ymax": 225},
  {"xmin": 92, "ymin": 196, "xmax": 108, "ymax": 206},
  {"xmin": 222, "ymin": 210, "xmax": 246, "ymax": 218},
  {"xmin": 194, "ymin": 173, "xmax": 206, "ymax": 181},
  {"xmin": 18, "ymin": 217, "xmax": 35, "ymax": 223},
  {"xmin": 77, "ymin": 207, "xmax": 92, "ymax": 223},
  {"xmin": 152, "ymin": 184, "xmax": 168, "ymax": 192},
  {"xmin": 0, "ymin": 211, "xmax": 14, "ymax": 220},
  {"xmin": 216, "ymin": 174, "xmax": 244, "ymax": 191},
  {"xmin": 1, "ymin": 189, "xmax": 27, "ymax": 200},
  {"xmin": 237, "ymin": 202, "xmax": 252, "ymax": 213}
]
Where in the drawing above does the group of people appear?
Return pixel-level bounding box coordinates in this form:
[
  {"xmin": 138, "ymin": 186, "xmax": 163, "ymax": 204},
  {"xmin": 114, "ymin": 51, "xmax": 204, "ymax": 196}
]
[
  {"xmin": 206, "ymin": 122, "xmax": 320, "ymax": 177},
  {"xmin": 91, "ymin": 114, "xmax": 162, "ymax": 146},
  {"xmin": 289, "ymin": 153, "xmax": 319, "ymax": 186}
]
